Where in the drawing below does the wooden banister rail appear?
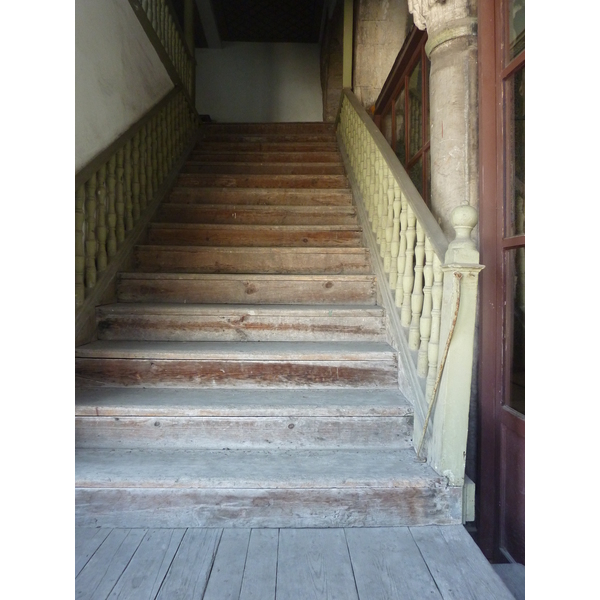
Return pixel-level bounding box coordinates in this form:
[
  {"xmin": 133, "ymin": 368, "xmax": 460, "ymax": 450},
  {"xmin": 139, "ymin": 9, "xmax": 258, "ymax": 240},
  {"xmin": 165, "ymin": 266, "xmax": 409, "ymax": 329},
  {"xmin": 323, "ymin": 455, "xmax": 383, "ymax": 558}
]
[
  {"xmin": 75, "ymin": 87, "xmax": 199, "ymax": 343},
  {"xmin": 337, "ymin": 89, "xmax": 483, "ymax": 486}
]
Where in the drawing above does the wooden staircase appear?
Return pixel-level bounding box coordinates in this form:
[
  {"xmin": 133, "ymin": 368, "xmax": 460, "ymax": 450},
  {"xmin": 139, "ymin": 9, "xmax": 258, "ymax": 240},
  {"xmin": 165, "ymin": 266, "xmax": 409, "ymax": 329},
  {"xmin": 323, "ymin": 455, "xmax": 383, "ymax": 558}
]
[{"xmin": 75, "ymin": 122, "xmax": 462, "ymax": 528}]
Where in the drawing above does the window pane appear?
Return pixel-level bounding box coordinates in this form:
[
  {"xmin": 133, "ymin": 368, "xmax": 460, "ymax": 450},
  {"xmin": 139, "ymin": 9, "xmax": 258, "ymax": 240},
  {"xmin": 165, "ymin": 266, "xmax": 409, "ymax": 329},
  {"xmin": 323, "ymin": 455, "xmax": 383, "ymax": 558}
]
[
  {"xmin": 395, "ymin": 88, "xmax": 406, "ymax": 164},
  {"xmin": 508, "ymin": 0, "xmax": 525, "ymax": 60},
  {"xmin": 408, "ymin": 60, "xmax": 423, "ymax": 158},
  {"xmin": 408, "ymin": 155, "xmax": 423, "ymax": 197},
  {"xmin": 506, "ymin": 247, "xmax": 525, "ymax": 415},
  {"xmin": 382, "ymin": 110, "xmax": 392, "ymax": 145},
  {"xmin": 506, "ymin": 66, "xmax": 525, "ymax": 236}
]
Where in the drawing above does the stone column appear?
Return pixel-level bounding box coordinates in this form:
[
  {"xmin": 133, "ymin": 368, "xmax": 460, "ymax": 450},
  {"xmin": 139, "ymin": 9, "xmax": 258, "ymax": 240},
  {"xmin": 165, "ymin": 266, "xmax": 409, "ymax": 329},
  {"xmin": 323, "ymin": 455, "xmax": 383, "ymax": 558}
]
[{"xmin": 408, "ymin": 0, "xmax": 478, "ymax": 239}]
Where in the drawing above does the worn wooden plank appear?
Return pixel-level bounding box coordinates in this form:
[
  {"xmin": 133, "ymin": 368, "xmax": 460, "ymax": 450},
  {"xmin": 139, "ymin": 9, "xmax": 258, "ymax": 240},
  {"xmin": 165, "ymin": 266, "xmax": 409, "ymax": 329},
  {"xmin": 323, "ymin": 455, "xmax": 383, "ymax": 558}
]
[
  {"xmin": 75, "ymin": 528, "xmax": 146, "ymax": 600},
  {"xmin": 239, "ymin": 528, "xmax": 279, "ymax": 600},
  {"xmin": 189, "ymin": 151, "xmax": 342, "ymax": 163},
  {"xmin": 193, "ymin": 142, "xmax": 340, "ymax": 153},
  {"xmin": 75, "ymin": 527, "xmax": 111, "ymax": 577},
  {"xmin": 201, "ymin": 122, "xmax": 336, "ymax": 134},
  {"xmin": 116, "ymin": 273, "xmax": 377, "ymax": 305},
  {"xmin": 202, "ymin": 529, "xmax": 251, "ymax": 600},
  {"xmin": 133, "ymin": 246, "xmax": 370, "ymax": 275},
  {"xmin": 154, "ymin": 204, "xmax": 358, "ymax": 225},
  {"xmin": 174, "ymin": 173, "xmax": 349, "ymax": 189},
  {"xmin": 182, "ymin": 162, "xmax": 346, "ymax": 175},
  {"xmin": 155, "ymin": 528, "xmax": 222, "ymax": 599},
  {"xmin": 346, "ymin": 527, "xmax": 443, "ymax": 599},
  {"xmin": 96, "ymin": 303, "xmax": 385, "ymax": 342},
  {"xmin": 277, "ymin": 528, "xmax": 359, "ymax": 600},
  {"xmin": 147, "ymin": 223, "xmax": 362, "ymax": 247},
  {"xmin": 410, "ymin": 525, "xmax": 516, "ymax": 600},
  {"xmin": 75, "ymin": 415, "xmax": 413, "ymax": 450},
  {"xmin": 106, "ymin": 528, "xmax": 185, "ymax": 599},
  {"xmin": 200, "ymin": 133, "xmax": 337, "ymax": 144},
  {"xmin": 167, "ymin": 187, "xmax": 353, "ymax": 206}
]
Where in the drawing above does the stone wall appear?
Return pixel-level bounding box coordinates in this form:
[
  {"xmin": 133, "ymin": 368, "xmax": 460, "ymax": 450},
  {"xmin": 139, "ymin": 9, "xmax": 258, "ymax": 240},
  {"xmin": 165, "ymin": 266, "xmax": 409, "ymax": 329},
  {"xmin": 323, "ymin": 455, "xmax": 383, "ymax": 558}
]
[
  {"xmin": 320, "ymin": 2, "xmax": 344, "ymax": 122},
  {"xmin": 353, "ymin": 0, "xmax": 410, "ymax": 110}
]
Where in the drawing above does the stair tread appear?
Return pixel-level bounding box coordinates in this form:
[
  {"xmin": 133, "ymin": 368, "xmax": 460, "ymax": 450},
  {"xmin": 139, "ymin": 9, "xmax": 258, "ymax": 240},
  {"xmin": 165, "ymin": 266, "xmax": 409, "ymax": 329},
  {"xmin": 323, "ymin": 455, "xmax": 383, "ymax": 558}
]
[
  {"xmin": 76, "ymin": 447, "xmax": 442, "ymax": 489},
  {"xmin": 75, "ymin": 388, "xmax": 411, "ymax": 417},
  {"xmin": 148, "ymin": 223, "xmax": 360, "ymax": 231},
  {"xmin": 97, "ymin": 303, "xmax": 383, "ymax": 316},
  {"xmin": 160, "ymin": 203, "xmax": 356, "ymax": 213},
  {"xmin": 135, "ymin": 245, "xmax": 367, "ymax": 254},
  {"xmin": 119, "ymin": 272, "xmax": 376, "ymax": 280},
  {"xmin": 75, "ymin": 340, "xmax": 397, "ymax": 360}
]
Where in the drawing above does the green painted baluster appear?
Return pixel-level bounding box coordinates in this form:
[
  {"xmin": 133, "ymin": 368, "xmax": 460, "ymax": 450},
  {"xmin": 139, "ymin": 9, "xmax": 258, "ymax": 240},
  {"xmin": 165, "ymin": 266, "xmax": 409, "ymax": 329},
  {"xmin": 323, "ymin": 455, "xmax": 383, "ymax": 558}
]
[
  {"xmin": 409, "ymin": 221, "xmax": 425, "ymax": 350},
  {"xmin": 85, "ymin": 174, "xmax": 97, "ymax": 291},
  {"xmin": 124, "ymin": 140, "xmax": 133, "ymax": 231},
  {"xmin": 115, "ymin": 147, "xmax": 125, "ymax": 245},
  {"xmin": 132, "ymin": 133, "xmax": 141, "ymax": 222},
  {"xmin": 418, "ymin": 236, "xmax": 434, "ymax": 377},
  {"xmin": 96, "ymin": 164, "xmax": 108, "ymax": 272},
  {"xmin": 106, "ymin": 154, "xmax": 117, "ymax": 258},
  {"xmin": 75, "ymin": 185, "xmax": 86, "ymax": 306}
]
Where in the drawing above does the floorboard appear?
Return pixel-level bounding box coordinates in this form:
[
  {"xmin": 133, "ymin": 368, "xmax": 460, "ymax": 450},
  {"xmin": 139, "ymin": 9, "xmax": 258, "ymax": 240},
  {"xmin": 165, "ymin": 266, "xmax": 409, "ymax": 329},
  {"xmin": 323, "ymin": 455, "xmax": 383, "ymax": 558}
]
[{"xmin": 74, "ymin": 526, "xmax": 517, "ymax": 600}]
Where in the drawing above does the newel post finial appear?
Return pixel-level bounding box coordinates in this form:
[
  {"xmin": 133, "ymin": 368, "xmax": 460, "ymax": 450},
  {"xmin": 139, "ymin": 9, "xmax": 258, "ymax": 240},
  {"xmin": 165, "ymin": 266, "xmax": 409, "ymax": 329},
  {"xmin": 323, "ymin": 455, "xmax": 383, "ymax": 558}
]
[{"xmin": 445, "ymin": 205, "xmax": 479, "ymax": 265}]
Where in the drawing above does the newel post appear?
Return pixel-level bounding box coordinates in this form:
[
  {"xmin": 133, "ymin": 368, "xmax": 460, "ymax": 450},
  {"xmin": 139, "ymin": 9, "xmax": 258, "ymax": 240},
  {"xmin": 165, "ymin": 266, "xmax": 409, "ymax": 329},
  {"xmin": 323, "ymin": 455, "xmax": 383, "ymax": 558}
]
[{"xmin": 423, "ymin": 206, "xmax": 483, "ymax": 486}]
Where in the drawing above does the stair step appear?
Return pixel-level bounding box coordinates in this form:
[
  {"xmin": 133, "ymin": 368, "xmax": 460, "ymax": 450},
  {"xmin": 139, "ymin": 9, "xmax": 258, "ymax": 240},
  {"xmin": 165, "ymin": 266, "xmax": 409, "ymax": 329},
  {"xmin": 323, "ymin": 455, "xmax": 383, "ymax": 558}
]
[
  {"xmin": 194, "ymin": 141, "xmax": 340, "ymax": 153},
  {"xmin": 74, "ymin": 341, "xmax": 398, "ymax": 388},
  {"xmin": 201, "ymin": 122, "xmax": 336, "ymax": 135},
  {"xmin": 147, "ymin": 223, "xmax": 362, "ymax": 247},
  {"xmin": 75, "ymin": 447, "xmax": 462, "ymax": 528},
  {"xmin": 200, "ymin": 133, "xmax": 338, "ymax": 144},
  {"xmin": 117, "ymin": 273, "xmax": 378, "ymax": 304},
  {"xmin": 133, "ymin": 246, "xmax": 371, "ymax": 274},
  {"xmin": 96, "ymin": 304, "xmax": 386, "ymax": 341},
  {"xmin": 167, "ymin": 187, "xmax": 354, "ymax": 206},
  {"xmin": 175, "ymin": 173, "xmax": 349, "ymax": 189},
  {"xmin": 188, "ymin": 151, "xmax": 342, "ymax": 163},
  {"xmin": 75, "ymin": 388, "xmax": 412, "ymax": 450},
  {"xmin": 154, "ymin": 204, "xmax": 357, "ymax": 225},
  {"xmin": 181, "ymin": 162, "xmax": 346, "ymax": 175}
]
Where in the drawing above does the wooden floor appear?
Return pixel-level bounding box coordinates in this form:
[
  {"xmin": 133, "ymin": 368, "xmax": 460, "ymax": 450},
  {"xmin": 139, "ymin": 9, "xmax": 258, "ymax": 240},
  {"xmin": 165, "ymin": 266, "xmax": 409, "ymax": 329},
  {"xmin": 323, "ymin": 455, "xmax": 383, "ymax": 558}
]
[{"xmin": 75, "ymin": 525, "xmax": 516, "ymax": 599}]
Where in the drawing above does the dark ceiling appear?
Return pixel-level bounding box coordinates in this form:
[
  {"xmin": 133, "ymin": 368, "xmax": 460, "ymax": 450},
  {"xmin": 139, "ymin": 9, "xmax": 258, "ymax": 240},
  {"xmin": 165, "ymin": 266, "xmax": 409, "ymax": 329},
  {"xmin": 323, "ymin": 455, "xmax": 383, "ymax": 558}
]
[{"xmin": 171, "ymin": 0, "xmax": 326, "ymax": 47}]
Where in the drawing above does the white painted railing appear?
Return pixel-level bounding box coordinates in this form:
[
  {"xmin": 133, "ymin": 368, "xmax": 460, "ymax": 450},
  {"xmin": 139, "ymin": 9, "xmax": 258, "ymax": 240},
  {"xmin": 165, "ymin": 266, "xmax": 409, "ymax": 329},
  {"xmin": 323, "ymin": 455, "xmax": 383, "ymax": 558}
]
[{"xmin": 337, "ymin": 90, "xmax": 483, "ymax": 486}]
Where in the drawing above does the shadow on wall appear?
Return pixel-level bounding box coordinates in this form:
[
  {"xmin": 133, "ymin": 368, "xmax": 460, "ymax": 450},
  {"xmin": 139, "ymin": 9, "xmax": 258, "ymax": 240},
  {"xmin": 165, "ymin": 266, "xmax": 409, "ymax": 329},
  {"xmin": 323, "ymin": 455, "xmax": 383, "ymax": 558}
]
[{"xmin": 195, "ymin": 42, "xmax": 323, "ymax": 122}]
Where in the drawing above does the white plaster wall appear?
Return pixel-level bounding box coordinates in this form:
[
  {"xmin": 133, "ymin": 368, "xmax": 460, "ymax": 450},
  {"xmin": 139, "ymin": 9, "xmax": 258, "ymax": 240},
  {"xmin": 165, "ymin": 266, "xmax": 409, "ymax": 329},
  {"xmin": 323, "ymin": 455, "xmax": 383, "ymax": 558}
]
[
  {"xmin": 195, "ymin": 43, "xmax": 323, "ymax": 122},
  {"xmin": 75, "ymin": 0, "xmax": 174, "ymax": 171}
]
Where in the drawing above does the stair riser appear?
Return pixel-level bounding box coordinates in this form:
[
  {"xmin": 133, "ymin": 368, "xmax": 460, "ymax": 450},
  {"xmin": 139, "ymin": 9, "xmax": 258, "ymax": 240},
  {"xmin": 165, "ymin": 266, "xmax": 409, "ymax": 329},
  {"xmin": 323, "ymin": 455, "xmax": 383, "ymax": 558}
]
[
  {"xmin": 189, "ymin": 152, "xmax": 342, "ymax": 163},
  {"xmin": 154, "ymin": 205, "xmax": 357, "ymax": 225},
  {"xmin": 167, "ymin": 188, "xmax": 353, "ymax": 206},
  {"xmin": 201, "ymin": 123, "xmax": 336, "ymax": 134},
  {"xmin": 182, "ymin": 163, "xmax": 346, "ymax": 175},
  {"xmin": 75, "ymin": 487, "xmax": 462, "ymax": 528},
  {"xmin": 75, "ymin": 358, "xmax": 398, "ymax": 388},
  {"xmin": 195, "ymin": 142, "xmax": 340, "ymax": 153},
  {"xmin": 200, "ymin": 134, "xmax": 338, "ymax": 143},
  {"xmin": 133, "ymin": 248, "xmax": 371, "ymax": 274},
  {"xmin": 96, "ymin": 314, "xmax": 387, "ymax": 342},
  {"xmin": 117, "ymin": 278, "xmax": 377, "ymax": 305},
  {"xmin": 75, "ymin": 416, "xmax": 413, "ymax": 450},
  {"xmin": 175, "ymin": 174, "xmax": 349, "ymax": 189},
  {"xmin": 146, "ymin": 227, "xmax": 362, "ymax": 247}
]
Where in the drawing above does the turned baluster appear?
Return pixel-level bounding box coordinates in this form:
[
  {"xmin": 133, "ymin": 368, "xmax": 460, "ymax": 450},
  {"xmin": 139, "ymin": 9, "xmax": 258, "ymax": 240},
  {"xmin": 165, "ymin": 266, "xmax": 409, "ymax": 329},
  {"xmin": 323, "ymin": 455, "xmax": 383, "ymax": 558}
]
[
  {"xmin": 401, "ymin": 205, "xmax": 416, "ymax": 326},
  {"xmin": 389, "ymin": 182, "xmax": 401, "ymax": 288},
  {"xmin": 115, "ymin": 147, "xmax": 125, "ymax": 245},
  {"xmin": 418, "ymin": 236, "xmax": 434, "ymax": 377},
  {"xmin": 124, "ymin": 140, "xmax": 133, "ymax": 232},
  {"xmin": 84, "ymin": 174, "xmax": 97, "ymax": 290},
  {"xmin": 395, "ymin": 193, "xmax": 408, "ymax": 307},
  {"xmin": 426, "ymin": 254, "xmax": 443, "ymax": 399},
  {"xmin": 376, "ymin": 156, "xmax": 384, "ymax": 244},
  {"xmin": 75, "ymin": 185, "xmax": 85, "ymax": 306},
  {"xmin": 139, "ymin": 127, "xmax": 148, "ymax": 211},
  {"xmin": 409, "ymin": 220, "xmax": 425, "ymax": 350},
  {"xmin": 95, "ymin": 165, "xmax": 108, "ymax": 272},
  {"xmin": 384, "ymin": 171, "xmax": 394, "ymax": 271},
  {"xmin": 106, "ymin": 155, "xmax": 117, "ymax": 258},
  {"xmin": 132, "ymin": 133, "xmax": 141, "ymax": 222},
  {"xmin": 151, "ymin": 117, "xmax": 159, "ymax": 197}
]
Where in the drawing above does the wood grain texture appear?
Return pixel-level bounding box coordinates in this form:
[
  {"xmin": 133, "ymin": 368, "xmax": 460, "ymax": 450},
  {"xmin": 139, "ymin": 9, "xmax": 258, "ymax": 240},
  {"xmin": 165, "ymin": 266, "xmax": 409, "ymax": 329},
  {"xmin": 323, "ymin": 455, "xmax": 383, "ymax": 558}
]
[
  {"xmin": 116, "ymin": 273, "xmax": 377, "ymax": 305},
  {"xmin": 202, "ymin": 529, "xmax": 251, "ymax": 600},
  {"xmin": 155, "ymin": 528, "xmax": 222, "ymax": 599},
  {"xmin": 181, "ymin": 162, "xmax": 346, "ymax": 175},
  {"xmin": 346, "ymin": 527, "xmax": 443, "ymax": 599},
  {"xmin": 409, "ymin": 525, "xmax": 516, "ymax": 599},
  {"xmin": 193, "ymin": 142, "xmax": 340, "ymax": 153},
  {"xmin": 75, "ymin": 528, "xmax": 147, "ymax": 600},
  {"xmin": 277, "ymin": 529, "xmax": 359, "ymax": 600},
  {"xmin": 239, "ymin": 528, "xmax": 279, "ymax": 600},
  {"xmin": 75, "ymin": 527, "xmax": 111, "ymax": 577},
  {"xmin": 174, "ymin": 173, "xmax": 349, "ymax": 189},
  {"xmin": 189, "ymin": 151, "xmax": 342, "ymax": 163}
]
